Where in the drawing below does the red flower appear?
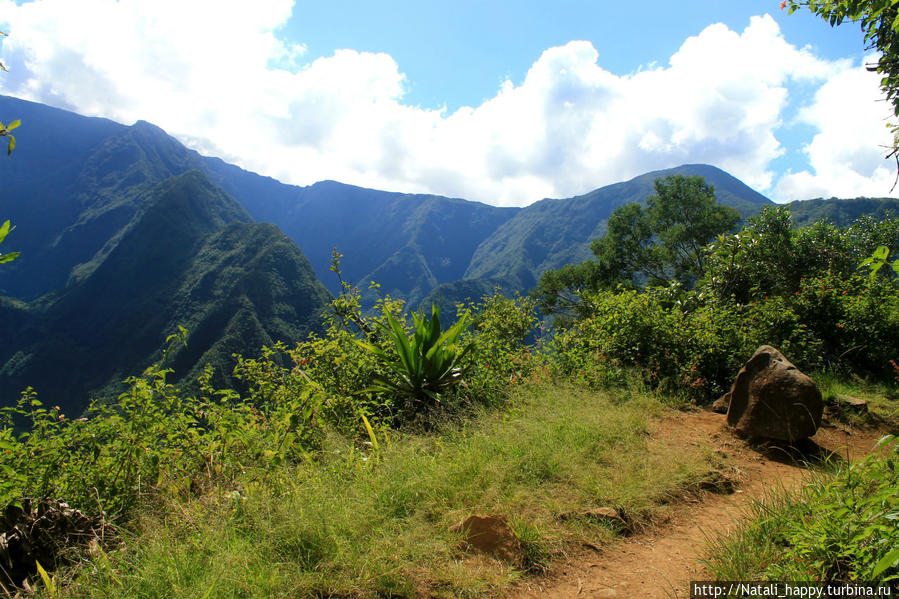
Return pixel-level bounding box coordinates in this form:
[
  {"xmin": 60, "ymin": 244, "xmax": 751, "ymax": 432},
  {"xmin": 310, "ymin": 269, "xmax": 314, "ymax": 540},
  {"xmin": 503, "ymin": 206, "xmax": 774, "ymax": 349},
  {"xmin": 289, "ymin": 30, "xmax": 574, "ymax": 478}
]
[{"xmin": 780, "ymin": 0, "xmax": 787, "ymax": 9}]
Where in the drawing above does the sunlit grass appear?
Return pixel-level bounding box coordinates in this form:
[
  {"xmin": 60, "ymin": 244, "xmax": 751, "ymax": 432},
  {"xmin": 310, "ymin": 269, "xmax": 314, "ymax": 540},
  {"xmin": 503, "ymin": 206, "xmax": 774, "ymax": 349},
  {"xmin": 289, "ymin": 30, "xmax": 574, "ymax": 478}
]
[{"xmin": 58, "ymin": 382, "xmax": 721, "ymax": 598}]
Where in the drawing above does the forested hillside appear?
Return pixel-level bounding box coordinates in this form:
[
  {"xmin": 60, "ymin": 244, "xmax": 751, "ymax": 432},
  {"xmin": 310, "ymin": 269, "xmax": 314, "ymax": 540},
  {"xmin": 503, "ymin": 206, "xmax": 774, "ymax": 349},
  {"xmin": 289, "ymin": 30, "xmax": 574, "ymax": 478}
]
[{"xmin": 0, "ymin": 170, "xmax": 330, "ymax": 412}]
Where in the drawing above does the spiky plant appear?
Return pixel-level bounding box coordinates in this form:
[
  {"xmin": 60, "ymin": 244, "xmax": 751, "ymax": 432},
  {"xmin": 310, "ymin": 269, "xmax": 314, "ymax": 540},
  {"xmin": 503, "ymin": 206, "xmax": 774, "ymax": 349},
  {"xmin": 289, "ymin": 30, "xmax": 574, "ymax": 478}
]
[{"xmin": 358, "ymin": 304, "xmax": 473, "ymax": 418}]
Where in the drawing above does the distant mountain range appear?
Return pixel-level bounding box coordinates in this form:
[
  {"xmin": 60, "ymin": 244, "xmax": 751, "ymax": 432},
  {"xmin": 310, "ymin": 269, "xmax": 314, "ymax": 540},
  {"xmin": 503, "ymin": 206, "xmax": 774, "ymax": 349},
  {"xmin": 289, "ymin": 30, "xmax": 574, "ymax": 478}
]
[{"xmin": 1, "ymin": 94, "xmax": 896, "ymax": 411}]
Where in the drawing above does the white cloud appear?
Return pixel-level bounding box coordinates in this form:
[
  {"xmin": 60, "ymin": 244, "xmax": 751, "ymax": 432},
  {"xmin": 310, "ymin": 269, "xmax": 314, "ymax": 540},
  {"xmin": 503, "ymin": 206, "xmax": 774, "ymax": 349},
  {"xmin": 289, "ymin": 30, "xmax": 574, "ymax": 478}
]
[
  {"xmin": 0, "ymin": 3, "xmax": 893, "ymax": 205},
  {"xmin": 774, "ymin": 59, "xmax": 899, "ymax": 201}
]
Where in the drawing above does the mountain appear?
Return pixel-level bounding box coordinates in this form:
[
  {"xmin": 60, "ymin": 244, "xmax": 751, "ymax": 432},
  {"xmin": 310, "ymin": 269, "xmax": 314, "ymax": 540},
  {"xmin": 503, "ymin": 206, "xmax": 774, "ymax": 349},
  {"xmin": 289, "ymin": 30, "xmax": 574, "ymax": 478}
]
[
  {"xmin": 0, "ymin": 97, "xmax": 333, "ymax": 412},
  {"xmin": 0, "ymin": 96, "xmax": 518, "ymax": 309},
  {"xmin": 452, "ymin": 164, "xmax": 772, "ymax": 296},
  {"xmin": 5, "ymin": 95, "xmax": 896, "ymax": 410},
  {"xmin": 0, "ymin": 170, "xmax": 331, "ymax": 412},
  {"xmin": 220, "ymin": 179, "xmax": 517, "ymax": 307},
  {"xmin": 785, "ymin": 197, "xmax": 899, "ymax": 227},
  {"xmin": 0, "ymin": 97, "xmax": 780, "ymax": 315}
]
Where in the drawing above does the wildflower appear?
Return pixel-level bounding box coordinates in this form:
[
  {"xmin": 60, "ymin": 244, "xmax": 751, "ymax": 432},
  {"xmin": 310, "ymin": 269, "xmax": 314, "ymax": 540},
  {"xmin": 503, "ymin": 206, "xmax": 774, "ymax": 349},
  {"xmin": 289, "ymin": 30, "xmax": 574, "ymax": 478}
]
[{"xmin": 780, "ymin": 0, "xmax": 787, "ymax": 9}]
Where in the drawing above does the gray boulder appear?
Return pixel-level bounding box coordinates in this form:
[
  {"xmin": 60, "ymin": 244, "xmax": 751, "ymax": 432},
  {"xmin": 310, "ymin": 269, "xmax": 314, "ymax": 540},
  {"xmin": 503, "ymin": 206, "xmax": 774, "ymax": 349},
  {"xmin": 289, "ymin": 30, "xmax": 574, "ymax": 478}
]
[{"xmin": 725, "ymin": 345, "xmax": 823, "ymax": 441}]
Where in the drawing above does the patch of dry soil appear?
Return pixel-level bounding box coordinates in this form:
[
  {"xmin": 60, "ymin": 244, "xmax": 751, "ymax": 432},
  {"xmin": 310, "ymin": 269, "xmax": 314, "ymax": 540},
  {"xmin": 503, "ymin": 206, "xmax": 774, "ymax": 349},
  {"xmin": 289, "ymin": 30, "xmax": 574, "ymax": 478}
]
[{"xmin": 510, "ymin": 410, "xmax": 886, "ymax": 599}]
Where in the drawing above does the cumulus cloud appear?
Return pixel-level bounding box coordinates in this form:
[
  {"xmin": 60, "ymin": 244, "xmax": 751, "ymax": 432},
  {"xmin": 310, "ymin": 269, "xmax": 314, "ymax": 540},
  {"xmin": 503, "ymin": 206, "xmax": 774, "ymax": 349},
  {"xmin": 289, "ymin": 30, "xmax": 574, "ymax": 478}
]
[
  {"xmin": 775, "ymin": 60, "xmax": 898, "ymax": 201},
  {"xmin": 0, "ymin": 2, "xmax": 894, "ymax": 205}
]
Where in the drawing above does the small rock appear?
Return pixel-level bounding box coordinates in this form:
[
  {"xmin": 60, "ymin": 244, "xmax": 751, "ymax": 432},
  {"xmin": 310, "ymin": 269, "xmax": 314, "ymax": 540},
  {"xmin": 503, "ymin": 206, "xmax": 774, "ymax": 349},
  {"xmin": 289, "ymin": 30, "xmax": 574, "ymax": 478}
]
[
  {"xmin": 452, "ymin": 514, "xmax": 524, "ymax": 565},
  {"xmin": 831, "ymin": 395, "xmax": 868, "ymax": 414}
]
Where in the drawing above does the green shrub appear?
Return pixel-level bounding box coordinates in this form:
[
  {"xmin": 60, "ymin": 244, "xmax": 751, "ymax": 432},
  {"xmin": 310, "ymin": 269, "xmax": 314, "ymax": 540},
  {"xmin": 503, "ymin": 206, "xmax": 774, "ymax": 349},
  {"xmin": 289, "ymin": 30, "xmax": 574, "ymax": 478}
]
[{"xmin": 455, "ymin": 292, "xmax": 542, "ymax": 406}]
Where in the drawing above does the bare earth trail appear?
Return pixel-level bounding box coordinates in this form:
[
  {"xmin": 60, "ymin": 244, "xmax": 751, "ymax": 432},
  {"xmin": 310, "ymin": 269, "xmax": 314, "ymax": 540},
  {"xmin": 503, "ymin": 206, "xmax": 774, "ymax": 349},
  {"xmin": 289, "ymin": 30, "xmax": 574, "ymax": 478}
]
[{"xmin": 511, "ymin": 410, "xmax": 886, "ymax": 599}]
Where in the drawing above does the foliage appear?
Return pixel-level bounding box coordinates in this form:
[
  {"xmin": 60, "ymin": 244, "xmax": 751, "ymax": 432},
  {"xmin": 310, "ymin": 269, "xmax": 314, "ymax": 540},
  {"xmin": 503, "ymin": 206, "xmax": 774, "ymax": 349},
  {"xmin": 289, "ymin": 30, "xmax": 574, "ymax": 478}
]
[
  {"xmin": 1, "ymin": 30, "xmax": 19, "ymax": 157},
  {"xmin": 704, "ymin": 435, "xmax": 899, "ymax": 584},
  {"xmin": 549, "ymin": 217, "xmax": 899, "ymax": 400},
  {"xmin": 702, "ymin": 207, "xmax": 899, "ymax": 301},
  {"xmin": 859, "ymin": 244, "xmax": 899, "ymax": 281},
  {"xmin": 0, "ymin": 349, "xmax": 327, "ymax": 520},
  {"xmin": 455, "ymin": 292, "xmax": 543, "ymax": 406},
  {"xmin": 0, "ymin": 118, "xmax": 18, "ymax": 156},
  {"xmin": 52, "ymin": 385, "xmax": 719, "ymax": 598},
  {"xmin": 357, "ymin": 304, "xmax": 474, "ymax": 420},
  {"xmin": 591, "ymin": 174, "xmax": 740, "ymax": 287},
  {"xmin": 0, "ymin": 219, "xmax": 19, "ymax": 264},
  {"xmin": 532, "ymin": 260, "xmax": 608, "ymax": 324},
  {"xmin": 536, "ymin": 175, "xmax": 739, "ymax": 318}
]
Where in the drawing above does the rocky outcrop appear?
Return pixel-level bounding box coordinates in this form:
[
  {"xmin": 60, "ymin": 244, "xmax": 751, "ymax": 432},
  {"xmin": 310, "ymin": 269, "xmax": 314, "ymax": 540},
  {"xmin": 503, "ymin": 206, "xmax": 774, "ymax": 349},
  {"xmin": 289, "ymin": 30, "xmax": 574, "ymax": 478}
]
[{"xmin": 724, "ymin": 345, "xmax": 823, "ymax": 441}]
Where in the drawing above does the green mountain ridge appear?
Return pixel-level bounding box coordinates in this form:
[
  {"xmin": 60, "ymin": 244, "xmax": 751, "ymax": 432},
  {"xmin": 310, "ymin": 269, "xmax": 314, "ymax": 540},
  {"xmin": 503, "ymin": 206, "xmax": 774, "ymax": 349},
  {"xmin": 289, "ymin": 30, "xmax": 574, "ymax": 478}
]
[
  {"xmin": 0, "ymin": 170, "xmax": 330, "ymax": 413},
  {"xmin": 785, "ymin": 196, "xmax": 899, "ymax": 226}
]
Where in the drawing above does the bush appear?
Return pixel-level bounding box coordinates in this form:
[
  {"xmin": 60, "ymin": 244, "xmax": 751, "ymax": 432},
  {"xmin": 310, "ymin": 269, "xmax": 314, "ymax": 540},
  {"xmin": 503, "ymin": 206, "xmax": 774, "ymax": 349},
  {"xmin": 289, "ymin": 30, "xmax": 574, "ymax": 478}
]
[
  {"xmin": 455, "ymin": 293, "xmax": 542, "ymax": 406},
  {"xmin": 548, "ymin": 269, "xmax": 898, "ymax": 402}
]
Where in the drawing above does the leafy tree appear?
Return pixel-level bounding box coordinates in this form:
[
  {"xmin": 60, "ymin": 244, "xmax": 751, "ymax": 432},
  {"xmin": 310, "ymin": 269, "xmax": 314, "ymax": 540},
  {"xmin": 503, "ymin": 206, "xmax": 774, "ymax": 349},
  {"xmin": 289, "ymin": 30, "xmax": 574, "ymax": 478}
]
[
  {"xmin": 702, "ymin": 206, "xmax": 899, "ymax": 302},
  {"xmin": 536, "ymin": 175, "xmax": 739, "ymax": 318},
  {"xmin": 786, "ymin": 0, "xmax": 899, "ymax": 164},
  {"xmin": 594, "ymin": 175, "xmax": 739, "ymax": 286}
]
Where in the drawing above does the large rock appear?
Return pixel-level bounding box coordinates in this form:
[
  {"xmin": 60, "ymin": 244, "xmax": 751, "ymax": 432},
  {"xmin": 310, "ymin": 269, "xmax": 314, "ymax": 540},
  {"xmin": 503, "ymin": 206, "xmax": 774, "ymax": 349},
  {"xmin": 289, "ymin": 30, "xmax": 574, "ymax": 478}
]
[{"xmin": 725, "ymin": 345, "xmax": 823, "ymax": 441}]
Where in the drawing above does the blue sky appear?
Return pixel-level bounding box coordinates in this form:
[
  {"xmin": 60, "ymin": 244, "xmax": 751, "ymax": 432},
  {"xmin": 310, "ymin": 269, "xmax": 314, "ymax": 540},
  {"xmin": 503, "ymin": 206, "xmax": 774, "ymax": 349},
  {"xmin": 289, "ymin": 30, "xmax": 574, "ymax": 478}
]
[
  {"xmin": 290, "ymin": 1, "xmax": 862, "ymax": 111},
  {"xmin": 0, "ymin": 0, "xmax": 895, "ymax": 206}
]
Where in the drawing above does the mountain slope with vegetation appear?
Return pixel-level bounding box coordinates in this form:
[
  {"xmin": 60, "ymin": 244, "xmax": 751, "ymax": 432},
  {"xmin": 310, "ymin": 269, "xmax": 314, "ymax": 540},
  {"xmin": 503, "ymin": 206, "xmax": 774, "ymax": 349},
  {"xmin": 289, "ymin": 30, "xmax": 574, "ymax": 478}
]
[
  {"xmin": 462, "ymin": 164, "xmax": 772, "ymax": 291},
  {"xmin": 785, "ymin": 196, "xmax": 899, "ymax": 227},
  {"xmin": 0, "ymin": 170, "xmax": 331, "ymax": 413}
]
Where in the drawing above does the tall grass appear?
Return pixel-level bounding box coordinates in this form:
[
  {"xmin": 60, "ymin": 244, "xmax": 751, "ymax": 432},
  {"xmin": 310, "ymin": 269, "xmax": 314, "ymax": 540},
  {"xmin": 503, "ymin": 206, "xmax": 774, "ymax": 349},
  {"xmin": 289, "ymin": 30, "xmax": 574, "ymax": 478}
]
[{"xmin": 57, "ymin": 383, "xmax": 722, "ymax": 598}]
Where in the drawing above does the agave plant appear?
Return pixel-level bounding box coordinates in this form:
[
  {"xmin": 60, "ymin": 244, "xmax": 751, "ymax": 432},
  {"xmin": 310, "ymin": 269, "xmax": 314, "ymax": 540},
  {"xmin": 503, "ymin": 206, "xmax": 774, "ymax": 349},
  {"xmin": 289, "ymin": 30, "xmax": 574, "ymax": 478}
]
[{"xmin": 358, "ymin": 304, "xmax": 473, "ymax": 413}]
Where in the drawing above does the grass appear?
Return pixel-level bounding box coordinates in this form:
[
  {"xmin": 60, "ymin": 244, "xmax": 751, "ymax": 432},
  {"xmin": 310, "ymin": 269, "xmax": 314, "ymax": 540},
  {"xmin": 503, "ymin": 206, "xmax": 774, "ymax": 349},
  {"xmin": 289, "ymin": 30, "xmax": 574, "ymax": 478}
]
[
  {"xmin": 53, "ymin": 382, "xmax": 723, "ymax": 598},
  {"xmin": 813, "ymin": 370, "xmax": 899, "ymax": 427}
]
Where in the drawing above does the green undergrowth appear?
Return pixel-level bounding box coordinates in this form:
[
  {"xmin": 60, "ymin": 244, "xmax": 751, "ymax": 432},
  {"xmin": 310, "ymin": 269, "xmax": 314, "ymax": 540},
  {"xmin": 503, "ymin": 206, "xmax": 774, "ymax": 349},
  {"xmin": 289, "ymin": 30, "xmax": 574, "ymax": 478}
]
[
  {"xmin": 53, "ymin": 383, "xmax": 721, "ymax": 598},
  {"xmin": 702, "ymin": 434, "xmax": 899, "ymax": 588}
]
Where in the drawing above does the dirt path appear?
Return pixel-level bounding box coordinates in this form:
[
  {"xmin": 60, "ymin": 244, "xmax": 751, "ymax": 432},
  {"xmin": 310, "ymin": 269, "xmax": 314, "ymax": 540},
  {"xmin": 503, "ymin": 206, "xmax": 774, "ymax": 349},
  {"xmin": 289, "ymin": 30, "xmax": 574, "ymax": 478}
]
[{"xmin": 511, "ymin": 410, "xmax": 885, "ymax": 599}]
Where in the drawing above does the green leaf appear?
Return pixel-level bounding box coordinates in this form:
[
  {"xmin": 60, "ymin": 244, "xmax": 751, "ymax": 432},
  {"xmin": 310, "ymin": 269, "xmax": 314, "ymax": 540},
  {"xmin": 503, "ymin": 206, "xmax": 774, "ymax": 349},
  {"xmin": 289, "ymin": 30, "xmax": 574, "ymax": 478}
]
[
  {"xmin": 7, "ymin": 134, "xmax": 14, "ymax": 155},
  {"xmin": 36, "ymin": 560, "xmax": 57, "ymax": 597},
  {"xmin": 892, "ymin": 259, "xmax": 899, "ymax": 276},
  {"xmin": 361, "ymin": 413, "xmax": 379, "ymax": 452},
  {"xmin": 7, "ymin": 120, "xmax": 20, "ymax": 131},
  {"xmin": 0, "ymin": 219, "xmax": 11, "ymax": 243},
  {"xmin": 873, "ymin": 547, "xmax": 899, "ymax": 578},
  {"xmin": 873, "ymin": 245, "xmax": 890, "ymax": 260},
  {"xmin": 0, "ymin": 251, "xmax": 20, "ymax": 263}
]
